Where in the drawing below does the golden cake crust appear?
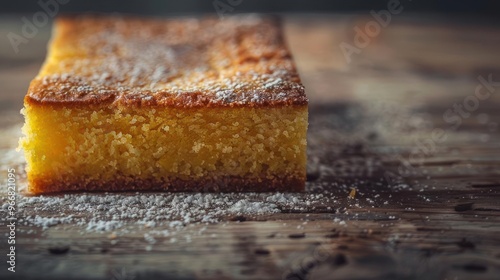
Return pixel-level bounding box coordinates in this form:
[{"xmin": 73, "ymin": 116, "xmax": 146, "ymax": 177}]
[{"xmin": 26, "ymin": 15, "xmax": 307, "ymax": 108}]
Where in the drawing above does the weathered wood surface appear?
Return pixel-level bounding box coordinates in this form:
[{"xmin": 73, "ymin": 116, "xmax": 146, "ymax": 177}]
[{"xmin": 1, "ymin": 14, "xmax": 500, "ymax": 280}]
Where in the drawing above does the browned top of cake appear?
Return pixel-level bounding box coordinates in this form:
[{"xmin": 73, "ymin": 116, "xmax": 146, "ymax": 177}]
[{"xmin": 26, "ymin": 15, "xmax": 307, "ymax": 108}]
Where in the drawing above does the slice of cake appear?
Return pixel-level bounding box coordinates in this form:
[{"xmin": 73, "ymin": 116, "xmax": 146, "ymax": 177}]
[{"xmin": 19, "ymin": 15, "xmax": 308, "ymax": 194}]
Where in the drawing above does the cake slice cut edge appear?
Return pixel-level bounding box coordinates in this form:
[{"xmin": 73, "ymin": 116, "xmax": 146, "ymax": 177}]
[{"xmin": 19, "ymin": 14, "xmax": 308, "ymax": 194}]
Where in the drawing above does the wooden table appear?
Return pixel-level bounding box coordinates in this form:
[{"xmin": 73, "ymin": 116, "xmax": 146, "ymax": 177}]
[{"xmin": 1, "ymin": 14, "xmax": 500, "ymax": 280}]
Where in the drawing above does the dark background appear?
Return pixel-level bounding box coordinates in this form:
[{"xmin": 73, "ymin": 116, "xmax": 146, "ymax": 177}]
[{"xmin": 2, "ymin": 0, "xmax": 499, "ymax": 16}]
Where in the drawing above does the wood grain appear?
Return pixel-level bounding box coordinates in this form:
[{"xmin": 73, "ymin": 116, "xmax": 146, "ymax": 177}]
[{"xmin": 1, "ymin": 14, "xmax": 500, "ymax": 280}]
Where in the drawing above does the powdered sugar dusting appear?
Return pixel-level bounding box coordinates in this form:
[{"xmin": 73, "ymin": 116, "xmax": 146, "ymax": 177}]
[
  {"xmin": 29, "ymin": 15, "xmax": 307, "ymax": 107},
  {"xmin": 7, "ymin": 190, "xmax": 334, "ymax": 234}
]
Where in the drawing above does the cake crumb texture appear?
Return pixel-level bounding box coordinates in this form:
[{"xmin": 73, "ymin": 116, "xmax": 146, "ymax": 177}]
[{"xmin": 21, "ymin": 105, "xmax": 307, "ymax": 193}]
